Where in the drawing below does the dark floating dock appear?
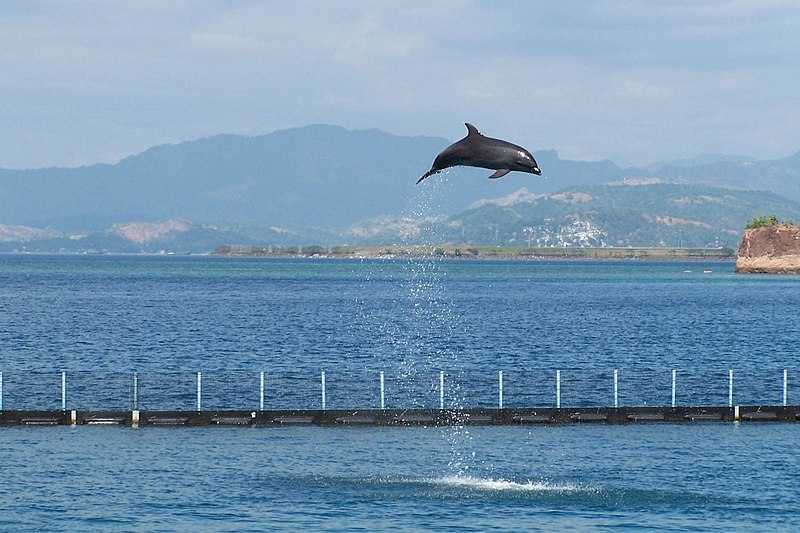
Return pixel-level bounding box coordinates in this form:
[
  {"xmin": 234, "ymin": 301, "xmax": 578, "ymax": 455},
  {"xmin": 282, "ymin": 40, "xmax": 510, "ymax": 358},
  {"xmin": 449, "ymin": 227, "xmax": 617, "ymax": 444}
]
[{"xmin": 1, "ymin": 406, "xmax": 799, "ymax": 427}]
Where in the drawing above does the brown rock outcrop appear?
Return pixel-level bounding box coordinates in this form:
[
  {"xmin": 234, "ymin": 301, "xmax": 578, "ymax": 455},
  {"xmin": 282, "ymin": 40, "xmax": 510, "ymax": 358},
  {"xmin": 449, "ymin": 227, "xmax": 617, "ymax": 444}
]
[{"xmin": 735, "ymin": 225, "xmax": 800, "ymax": 273}]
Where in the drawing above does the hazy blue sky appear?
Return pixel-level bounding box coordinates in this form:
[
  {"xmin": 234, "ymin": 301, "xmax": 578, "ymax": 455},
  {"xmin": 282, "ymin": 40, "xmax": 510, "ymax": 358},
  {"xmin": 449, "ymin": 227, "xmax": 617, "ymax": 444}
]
[{"xmin": 2, "ymin": 1, "xmax": 799, "ymax": 168}]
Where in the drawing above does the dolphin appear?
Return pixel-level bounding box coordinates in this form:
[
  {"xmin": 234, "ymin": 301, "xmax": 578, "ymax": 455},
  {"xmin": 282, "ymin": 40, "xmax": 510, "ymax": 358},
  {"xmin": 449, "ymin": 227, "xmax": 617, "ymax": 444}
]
[{"xmin": 417, "ymin": 123, "xmax": 541, "ymax": 184}]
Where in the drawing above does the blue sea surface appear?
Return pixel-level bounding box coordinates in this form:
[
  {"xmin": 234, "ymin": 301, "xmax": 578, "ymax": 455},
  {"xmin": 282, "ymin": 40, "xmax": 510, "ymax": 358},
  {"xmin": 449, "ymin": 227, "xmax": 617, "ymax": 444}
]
[
  {"xmin": 1, "ymin": 424, "xmax": 799, "ymax": 531},
  {"xmin": 0, "ymin": 255, "xmax": 798, "ymax": 409},
  {"xmin": 1, "ymin": 255, "xmax": 800, "ymax": 530}
]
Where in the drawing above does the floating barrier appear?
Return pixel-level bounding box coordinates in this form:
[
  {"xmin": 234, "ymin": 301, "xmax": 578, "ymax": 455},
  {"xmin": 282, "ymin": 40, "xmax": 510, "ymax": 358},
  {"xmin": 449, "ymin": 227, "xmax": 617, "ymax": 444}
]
[
  {"xmin": 0, "ymin": 368, "xmax": 796, "ymax": 426},
  {"xmin": 0, "ymin": 406, "xmax": 799, "ymax": 427}
]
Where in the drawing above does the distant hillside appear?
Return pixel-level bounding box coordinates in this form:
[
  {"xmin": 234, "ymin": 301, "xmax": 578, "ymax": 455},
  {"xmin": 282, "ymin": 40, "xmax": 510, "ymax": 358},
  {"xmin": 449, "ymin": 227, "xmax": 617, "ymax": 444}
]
[
  {"xmin": 5, "ymin": 182, "xmax": 800, "ymax": 253},
  {"xmin": 0, "ymin": 125, "xmax": 627, "ymax": 230},
  {"xmin": 650, "ymin": 151, "xmax": 800, "ymax": 199},
  {"xmin": 3, "ymin": 123, "xmax": 800, "ymax": 252},
  {"xmin": 412, "ymin": 182, "xmax": 800, "ymax": 249},
  {"xmin": 0, "ymin": 125, "xmax": 444, "ymax": 229}
]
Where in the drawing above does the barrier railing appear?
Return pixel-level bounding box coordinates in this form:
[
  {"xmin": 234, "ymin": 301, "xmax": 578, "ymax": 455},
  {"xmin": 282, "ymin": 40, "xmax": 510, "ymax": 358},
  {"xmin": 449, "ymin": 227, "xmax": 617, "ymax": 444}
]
[{"xmin": 0, "ymin": 368, "xmax": 795, "ymax": 411}]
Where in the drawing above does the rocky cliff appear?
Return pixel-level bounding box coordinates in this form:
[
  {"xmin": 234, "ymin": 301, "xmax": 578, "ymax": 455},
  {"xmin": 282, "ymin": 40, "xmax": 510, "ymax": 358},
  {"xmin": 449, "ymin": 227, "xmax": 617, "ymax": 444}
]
[{"xmin": 735, "ymin": 225, "xmax": 800, "ymax": 273}]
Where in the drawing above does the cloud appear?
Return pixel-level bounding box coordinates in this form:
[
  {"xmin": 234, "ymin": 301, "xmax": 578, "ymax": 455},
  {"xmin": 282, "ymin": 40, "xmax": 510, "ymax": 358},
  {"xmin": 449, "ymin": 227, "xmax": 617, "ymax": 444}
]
[{"xmin": 0, "ymin": 1, "xmax": 799, "ymax": 168}]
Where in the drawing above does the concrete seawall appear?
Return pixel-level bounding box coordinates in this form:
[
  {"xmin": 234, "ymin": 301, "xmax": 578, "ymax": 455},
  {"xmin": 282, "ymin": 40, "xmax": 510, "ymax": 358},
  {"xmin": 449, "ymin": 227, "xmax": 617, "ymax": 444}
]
[{"xmin": 1, "ymin": 406, "xmax": 798, "ymax": 426}]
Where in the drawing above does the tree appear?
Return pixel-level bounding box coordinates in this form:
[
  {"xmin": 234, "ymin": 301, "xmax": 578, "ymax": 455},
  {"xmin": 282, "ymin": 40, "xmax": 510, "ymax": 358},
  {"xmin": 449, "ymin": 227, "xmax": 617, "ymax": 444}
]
[{"xmin": 746, "ymin": 214, "xmax": 782, "ymax": 229}]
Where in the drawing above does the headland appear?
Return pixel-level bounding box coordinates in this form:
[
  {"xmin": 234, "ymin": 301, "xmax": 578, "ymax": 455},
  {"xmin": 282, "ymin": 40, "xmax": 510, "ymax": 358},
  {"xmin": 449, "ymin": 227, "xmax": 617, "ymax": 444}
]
[{"xmin": 735, "ymin": 225, "xmax": 800, "ymax": 273}]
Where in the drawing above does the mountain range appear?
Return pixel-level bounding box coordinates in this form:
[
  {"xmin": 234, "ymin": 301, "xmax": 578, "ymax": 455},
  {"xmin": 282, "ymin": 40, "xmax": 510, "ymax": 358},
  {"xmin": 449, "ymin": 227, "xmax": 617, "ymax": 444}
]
[{"xmin": 2, "ymin": 124, "xmax": 800, "ymax": 252}]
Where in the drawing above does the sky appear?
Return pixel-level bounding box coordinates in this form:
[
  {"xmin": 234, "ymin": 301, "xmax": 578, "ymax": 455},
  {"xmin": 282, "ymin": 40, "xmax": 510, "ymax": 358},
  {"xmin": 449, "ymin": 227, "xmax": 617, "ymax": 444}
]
[{"xmin": 2, "ymin": 0, "xmax": 799, "ymax": 169}]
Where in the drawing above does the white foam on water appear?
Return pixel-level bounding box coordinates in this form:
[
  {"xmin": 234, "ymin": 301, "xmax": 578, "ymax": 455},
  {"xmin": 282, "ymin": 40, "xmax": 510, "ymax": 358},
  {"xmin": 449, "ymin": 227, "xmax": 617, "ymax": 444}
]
[{"xmin": 432, "ymin": 475, "xmax": 583, "ymax": 493}]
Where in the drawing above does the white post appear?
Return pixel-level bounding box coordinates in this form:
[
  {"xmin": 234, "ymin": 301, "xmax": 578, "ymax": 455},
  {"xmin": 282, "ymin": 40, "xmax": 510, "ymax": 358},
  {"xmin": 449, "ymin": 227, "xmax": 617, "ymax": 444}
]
[
  {"xmin": 132, "ymin": 371, "xmax": 139, "ymax": 425},
  {"xmin": 61, "ymin": 371, "xmax": 66, "ymax": 411},
  {"xmin": 439, "ymin": 371, "xmax": 445, "ymax": 410},
  {"xmin": 498, "ymin": 370, "xmax": 504, "ymax": 409},
  {"xmin": 672, "ymin": 369, "xmax": 677, "ymax": 408},
  {"xmin": 260, "ymin": 371, "xmax": 265, "ymax": 411},
  {"xmin": 728, "ymin": 369, "xmax": 734, "ymax": 408},
  {"xmin": 784, "ymin": 369, "xmax": 788, "ymax": 407},
  {"xmin": 613, "ymin": 369, "xmax": 619, "ymax": 408},
  {"xmin": 196, "ymin": 371, "xmax": 202, "ymax": 412},
  {"xmin": 133, "ymin": 372, "xmax": 139, "ymax": 410},
  {"xmin": 380, "ymin": 371, "xmax": 385, "ymax": 409},
  {"xmin": 556, "ymin": 370, "xmax": 561, "ymax": 408},
  {"xmin": 321, "ymin": 371, "xmax": 327, "ymax": 410}
]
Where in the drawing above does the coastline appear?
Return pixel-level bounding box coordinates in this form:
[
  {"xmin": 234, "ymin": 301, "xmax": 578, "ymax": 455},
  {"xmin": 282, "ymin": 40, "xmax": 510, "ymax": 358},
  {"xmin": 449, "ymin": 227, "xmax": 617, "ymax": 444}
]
[{"xmin": 214, "ymin": 244, "xmax": 736, "ymax": 262}]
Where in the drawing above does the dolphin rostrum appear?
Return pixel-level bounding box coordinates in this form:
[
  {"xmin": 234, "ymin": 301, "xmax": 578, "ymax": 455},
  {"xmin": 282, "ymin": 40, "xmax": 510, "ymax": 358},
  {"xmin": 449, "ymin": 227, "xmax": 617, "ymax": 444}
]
[{"xmin": 417, "ymin": 123, "xmax": 541, "ymax": 184}]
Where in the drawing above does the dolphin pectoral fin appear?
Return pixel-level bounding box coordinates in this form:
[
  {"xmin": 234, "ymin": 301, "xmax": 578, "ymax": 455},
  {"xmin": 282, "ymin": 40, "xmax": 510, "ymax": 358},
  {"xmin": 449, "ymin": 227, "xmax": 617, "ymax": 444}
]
[{"xmin": 488, "ymin": 169, "xmax": 510, "ymax": 179}]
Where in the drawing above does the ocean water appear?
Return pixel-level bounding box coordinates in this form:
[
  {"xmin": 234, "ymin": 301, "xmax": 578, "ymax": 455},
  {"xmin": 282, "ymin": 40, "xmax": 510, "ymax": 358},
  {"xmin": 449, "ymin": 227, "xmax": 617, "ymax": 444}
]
[
  {"xmin": 0, "ymin": 255, "xmax": 798, "ymax": 409},
  {"xmin": 1, "ymin": 423, "xmax": 799, "ymax": 531},
  {"xmin": 1, "ymin": 255, "xmax": 800, "ymax": 530}
]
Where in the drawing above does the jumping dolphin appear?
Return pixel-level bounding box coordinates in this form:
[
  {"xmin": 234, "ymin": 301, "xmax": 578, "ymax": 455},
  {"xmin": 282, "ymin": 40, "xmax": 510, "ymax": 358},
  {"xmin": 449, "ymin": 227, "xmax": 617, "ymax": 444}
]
[{"xmin": 417, "ymin": 123, "xmax": 541, "ymax": 184}]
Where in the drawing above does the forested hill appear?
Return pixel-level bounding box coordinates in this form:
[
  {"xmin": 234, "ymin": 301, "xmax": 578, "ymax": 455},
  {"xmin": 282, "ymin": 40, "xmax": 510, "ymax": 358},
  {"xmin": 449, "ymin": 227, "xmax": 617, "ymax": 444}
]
[
  {"xmin": 4, "ymin": 124, "xmax": 799, "ymax": 232},
  {"xmin": 0, "ymin": 125, "xmax": 627, "ymax": 230},
  {"xmin": 4, "ymin": 181, "xmax": 800, "ymax": 252},
  {"xmin": 418, "ymin": 182, "xmax": 800, "ymax": 249},
  {"xmin": 2, "ymin": 124, "xmax": 800, "ymax": 252}
]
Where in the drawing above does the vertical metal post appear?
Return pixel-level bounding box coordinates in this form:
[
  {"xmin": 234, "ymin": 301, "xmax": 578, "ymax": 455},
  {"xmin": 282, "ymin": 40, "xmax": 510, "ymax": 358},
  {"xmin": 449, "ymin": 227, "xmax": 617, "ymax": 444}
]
[
  {"xmin": 380, "ymin": 371, "xmax": 385, "ymax": 409},
  {"xmin": 613, "ymin": 369, "xmax": 619, "ymax": 408},
  {"xmin": 132, "ymin": 371, "xmax": 139, "ymax": 426},
  {"xmin": 196, "ymin": 371, "xmax": 202, "ymax": 412},
  {"xmin": 671, "ymin": 370, "xmax": 677, "ymax": 408},
  {"xmin": 439, "ymin": 371, "xmax": 445, "ymax": 410},
  {"xmin": 61, "ymin": 371, "xmax": 66, "ymax": 411},
  {"xmin": 728, "ymin": 369, "xmax": 734, "ymax": 408},
  {"xmin": 133, "ymin": 372, "xmax": 139, "ymax": 410},
  {"xmin": 784, "ymin": 369, "xmax": 788, "ymax": 407},
  {"xmin": 556, "ymin": 370, "xmax": 561, "ymax": 409},
  {"xmin": 321, "ymin": 371, "xmax": 327, "ymax": 410},
  {"xmin": 260, "ymin": 371, "xmax": 265, "ymax": 411},
  {"xmin": 498, "ymin": 371, "xmax": 504, "ymax": 409}
]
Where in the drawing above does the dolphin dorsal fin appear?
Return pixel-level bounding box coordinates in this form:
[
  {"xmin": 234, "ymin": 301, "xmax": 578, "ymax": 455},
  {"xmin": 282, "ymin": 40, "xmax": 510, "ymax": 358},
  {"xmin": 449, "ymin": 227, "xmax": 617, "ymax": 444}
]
[{"xmin": 465, "ymin": 123, "xmax": 482, "ymax": 137}]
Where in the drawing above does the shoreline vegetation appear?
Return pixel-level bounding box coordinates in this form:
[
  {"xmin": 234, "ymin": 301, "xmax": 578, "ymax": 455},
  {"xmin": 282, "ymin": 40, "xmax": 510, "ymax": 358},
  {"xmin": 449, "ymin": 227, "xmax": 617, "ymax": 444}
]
[{"xmin": 213, "ymin": 244, "xmax": 736, "ymax": 261}]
